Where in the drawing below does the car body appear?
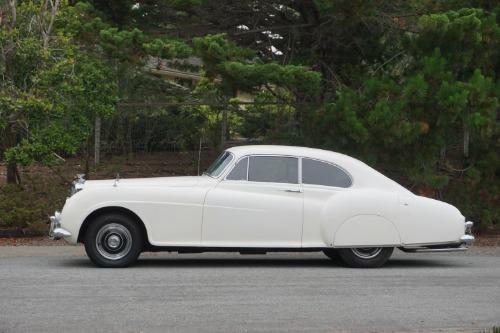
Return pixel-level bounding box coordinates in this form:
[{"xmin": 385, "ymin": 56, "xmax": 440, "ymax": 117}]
[{"xmin": 49, "ymin": 145, "xmax": 474, "ymax": 267}]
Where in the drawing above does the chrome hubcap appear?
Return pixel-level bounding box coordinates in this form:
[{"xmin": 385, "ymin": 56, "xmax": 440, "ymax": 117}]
[
  {"xmin": 107, "ymin": 234, "xmax": 121, "ymax": 249},
  {"xmin": 351, "ymin": 247, "xmax": 383, "ymax": 259},
  {"xmin": 96, "ymin": 223, "xmax": 132, "ymax": 260}
]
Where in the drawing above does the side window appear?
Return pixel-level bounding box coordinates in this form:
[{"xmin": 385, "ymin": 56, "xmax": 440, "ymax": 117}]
[
  {"xmin": 302, "ymin": 158, "xmax": 352, "ymax": 188},
  {"xmin": 248, "ymin": 156, "xmax": 298, "ymax": 184},
  {"xmin": 226, "ymin": 157, "xmax": 248, "ymax": 181}
]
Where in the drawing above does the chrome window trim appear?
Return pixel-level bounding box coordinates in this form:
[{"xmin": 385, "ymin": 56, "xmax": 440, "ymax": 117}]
[
  {"xmin": 298, "ymin": 157, "xmax": 303, "ymax": 184},
  {"xmin": 245, "ymin": 156, "xmax": 250, "ymax": 181}
]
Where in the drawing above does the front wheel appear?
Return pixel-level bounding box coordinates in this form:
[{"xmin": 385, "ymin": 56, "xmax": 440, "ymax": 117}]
[
  {"xmin": 337, "ymin": 247, "xmax": 394, "ymax": 268},
  {"xmin": 84, "ymin": 213, "xmax": 144, "ymax": 268}
]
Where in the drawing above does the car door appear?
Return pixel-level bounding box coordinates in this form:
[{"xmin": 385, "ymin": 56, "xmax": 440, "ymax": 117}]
[{"xmin": 202, "ymin": 155, "xmax": 303, "ymax": 248}]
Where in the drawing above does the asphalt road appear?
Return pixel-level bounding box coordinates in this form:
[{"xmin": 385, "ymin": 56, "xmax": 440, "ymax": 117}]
[{"xmin": 0, "ymin": 246, "xmax": 499, "ymax": 333}]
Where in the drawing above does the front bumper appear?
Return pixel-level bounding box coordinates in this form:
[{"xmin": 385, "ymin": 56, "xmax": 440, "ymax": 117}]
[
  {"xmin": 460, "ymin": 221, "xmax": 475, "ymax": 246},
  {"xmin": 48, "ymin": 211, "xmax": 71, "ymax": 240}
]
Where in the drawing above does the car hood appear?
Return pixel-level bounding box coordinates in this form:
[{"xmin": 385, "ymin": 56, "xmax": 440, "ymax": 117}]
[{"xmin": 83, "ymin": 176, "xmax": 202, "ymax": 189}]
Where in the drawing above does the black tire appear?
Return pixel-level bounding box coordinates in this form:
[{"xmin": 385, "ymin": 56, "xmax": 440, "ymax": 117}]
[
  {"xmin": 337, "ymin": 247, "xmax": 394, "ymax": 268},
  {"xmin": 323, "ymin": 249, "xmax": 344, "ymax": 265},
  {"xmin": 84, "ymin": 213, "xmax": 144, "ymax": 268}
]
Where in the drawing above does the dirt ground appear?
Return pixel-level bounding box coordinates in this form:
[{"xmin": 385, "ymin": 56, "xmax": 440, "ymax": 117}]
[{"xmin": 0, "ymin": 150, "xmax": 219, "ymax": 186}]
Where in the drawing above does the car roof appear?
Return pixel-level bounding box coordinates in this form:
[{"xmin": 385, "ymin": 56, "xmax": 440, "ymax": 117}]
[
  {"xmin": 226, "ymin": 145, "xmax": 362, "ymax": 165},
  {"xmin": 225, "ymin": 145, "xmax": 412, "ymax": 195}
]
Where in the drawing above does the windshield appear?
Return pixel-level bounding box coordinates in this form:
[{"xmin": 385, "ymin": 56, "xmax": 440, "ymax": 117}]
[{"xmin": 205, "ymin": 151, "xmax": 233, "ymax": 177}]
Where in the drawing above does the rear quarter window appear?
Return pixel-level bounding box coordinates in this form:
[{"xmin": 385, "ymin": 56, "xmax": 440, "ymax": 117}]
[{"xmin": 302, "ymin": 158, "xmax": 352, "ymax": 188}]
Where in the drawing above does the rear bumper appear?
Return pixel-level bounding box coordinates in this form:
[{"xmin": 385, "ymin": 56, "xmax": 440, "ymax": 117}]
[
  {"xmin": 402, "ymin": 220, "xmax": 474, "ymax": 253},
  {"xmin": 48, "ymin": 211, "xmax": 71, "ymax": 240}
]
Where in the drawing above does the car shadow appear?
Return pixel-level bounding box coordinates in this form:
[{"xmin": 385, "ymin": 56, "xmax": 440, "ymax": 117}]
[
  {"xmin": 134, "ymin": 257, "xmax": 335, "ymax": 268},
  {"xmin": 384, "ymin": 258, "xmax": 469, "ymax": 268},
  {"xmin": 57, "ymin": 256, "xmax": 469, "ymax": 269}
]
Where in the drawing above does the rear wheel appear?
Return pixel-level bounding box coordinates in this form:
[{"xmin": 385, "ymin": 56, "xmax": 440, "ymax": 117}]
[
  {"xmin": 337, "ymin": 247, "xmax": 394, "ymax": 268},
  {"xmin": 323, "ymin": 249, "xmax": 343, "ymax": 265},
  {"xmin": 84, "ymin": 213, "xmax": 144, "ymax": 268}
]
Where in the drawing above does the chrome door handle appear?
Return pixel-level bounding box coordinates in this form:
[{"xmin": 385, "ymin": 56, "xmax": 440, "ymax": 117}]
[{"xmin": 282, "ymin": 189, "xmax": 302, "ymax": 193}]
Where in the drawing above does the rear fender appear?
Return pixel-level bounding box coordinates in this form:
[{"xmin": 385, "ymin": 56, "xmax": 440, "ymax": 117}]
[
  {"xmin": 333, "ymin": 215, "xmax": 401, "ymax": 247},
  {"xmin": 319, "ymin": 189, "xmax": 402, "ymax": 246}
]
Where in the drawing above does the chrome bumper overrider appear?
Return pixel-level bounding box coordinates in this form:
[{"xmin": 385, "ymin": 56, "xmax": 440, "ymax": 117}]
[
  {"xmin": 48, "ymin": 211, "xmax": 71, "ymax": 240},
  {"xmin": 461, "ymin": 221, "xmax": 474, "ymax": 245},
  {"xmin": 460, "ymin": 235, "xmax": 475, "ymax": 246}
]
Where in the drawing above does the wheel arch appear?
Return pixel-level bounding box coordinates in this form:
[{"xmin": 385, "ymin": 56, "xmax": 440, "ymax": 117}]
[
  {"xmin": 318, "ymin": 188, "xmax": 402, "ymax": 246},
  {"xmin": 77, "ymin": 206, "xmax": 149, "ymax": 246},
  {"xmin": 333, "ymin": 214, "xmax": 402, "ymax": 247}
]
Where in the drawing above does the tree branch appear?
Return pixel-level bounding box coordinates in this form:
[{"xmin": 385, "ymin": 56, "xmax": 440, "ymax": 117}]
[
  {"xmin": 8, "ymin": 0, "xmax": 16, "ymax": 30},
  {"xmin": 41, "ymin": 0, "xmax": 60, "ymax": 50},
  {"xmin": 373, "ymin": 50, "xmax": 405, "ymax": 74},
  {"xmin": 232, "ymin": 23, "xmax": 314, "ymax": 36}
]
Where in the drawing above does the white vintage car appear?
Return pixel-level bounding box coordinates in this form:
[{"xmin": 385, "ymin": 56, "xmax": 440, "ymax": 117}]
[{"xmin": 49, "ymin": 145, "xmax": 474, "ymax": 268}]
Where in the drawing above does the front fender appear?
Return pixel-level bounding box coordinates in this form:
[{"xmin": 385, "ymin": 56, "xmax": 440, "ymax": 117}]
[{"xmin": 58, "ymin": 189, "xmax": 147, "ymax": 245}]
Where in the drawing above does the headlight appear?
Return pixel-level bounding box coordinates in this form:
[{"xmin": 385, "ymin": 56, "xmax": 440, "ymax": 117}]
[{"xmin": 69, "ymin": 174, "xmax": 86, "ymax": 196}]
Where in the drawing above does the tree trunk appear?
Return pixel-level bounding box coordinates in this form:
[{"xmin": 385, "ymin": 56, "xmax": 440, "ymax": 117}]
[
  {"xmin": 84, "ymin": 136, "xmax": 91, "ymax": 178},
  {"xmin": 4, "ymin": 123, "xmax": 19, "ymax": 184},
  {"xmin": 463, "ymin": 122, "xmax": 470, "ymax": 159},
  {"xmin": 6, "ymin": 163, "xmax": 18, "ymax": 184}
]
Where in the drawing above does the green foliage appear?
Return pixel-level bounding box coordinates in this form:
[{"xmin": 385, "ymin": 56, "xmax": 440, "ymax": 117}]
[
  {"xmin": 223, "ymin": 62, "xmax": 321, "ymax": 97},
  {"xmin": 0, "ymin": 182, "xmax": 66, "ymax": 235},
  {"xmin": 194, "ymin": 34, "xmax": 320, "ymax": 96},
  {"xmin": 193, "ymin": 34, "xmax": 253, "ymax": 63},
  {"xmin": 236, "ymin": 91, "xmax": 297, "ymax": 141},
  {"xmin": 143, "ymin": 38, "xmax": 192, "ymax": 59},
  {"xmin": 193, "ymin": 34, "xmax": 254, "ymax": 79},
  {"xmin": 298, "ymin": 5, "xmax": 499, "ymax": 228},
  {"xmin": 103, "ymin": 106, "xmax": 207, "ymax": 153},
  {"xmin": 415, "ymin": 8, "xmax": 500, "ymax": 76},
  {"xmin": 1, "ymin": 0, "xmax": 193, "ymax": 170},
  {"xmin": 1, "ymin": 1, "xmax": 116, "ymax": 169}
]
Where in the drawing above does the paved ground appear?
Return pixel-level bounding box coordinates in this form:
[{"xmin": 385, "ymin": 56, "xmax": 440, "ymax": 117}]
[{"xmin": 0, "ymin": 246, "xmax": 499, "ymax": 333}]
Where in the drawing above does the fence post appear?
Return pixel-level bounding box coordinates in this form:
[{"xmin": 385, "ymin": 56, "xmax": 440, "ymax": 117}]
[
  {"xmin": 220, "ymin": 107, "xmax": 228, "ymax": 150},
  {"xmin": 94, "ymin": 115, "xmax": 101, "ymax": 166}
]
